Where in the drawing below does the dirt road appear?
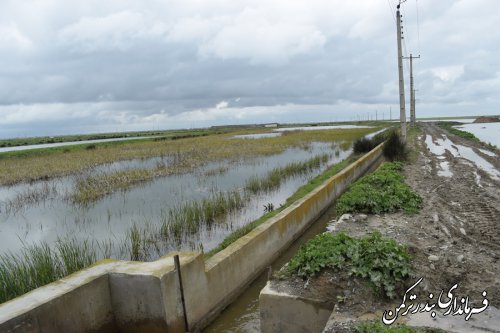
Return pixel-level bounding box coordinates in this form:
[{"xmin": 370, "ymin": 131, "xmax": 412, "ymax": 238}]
[{"xmin": 289, "ymin": 122, "xmax": 500, "ymax": 331}]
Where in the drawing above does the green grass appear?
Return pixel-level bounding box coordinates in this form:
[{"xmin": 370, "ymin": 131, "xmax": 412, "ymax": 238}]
[
  {"xmin": 206, "ymin": 156, "xmax": 356, "ymax": 257},
  {"xmin": 355, "ymin": 321, "xmax": 445, "ymax": 333},
  {"xmin": 336, "ymin": 162, "xmax": 422, "ymax": 215},
  {"xmin": 284, "ymin": 232, "xmax": 412, "ymax": 298},
  {"xmin": 0, "ymin": 239, "xmax": 97, "ymax": 304}
]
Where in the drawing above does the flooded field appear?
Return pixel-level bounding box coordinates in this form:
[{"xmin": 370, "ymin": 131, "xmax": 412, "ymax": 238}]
[
  {"xmin": 453, "ymin": 122, "xmax": 500, "ymax": 147},
  {"xmin": 0, "ymin": 127, "xmax": 380, "ymax": 272}
]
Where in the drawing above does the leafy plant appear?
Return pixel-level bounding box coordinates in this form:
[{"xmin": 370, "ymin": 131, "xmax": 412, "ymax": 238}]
[
  {"xmin": 286, "ymin": 232, "xmax": 412, "ymax": 298},
  {"xmin": 336, "ymin": 162, "xmax": 422, "ymax": 215}
]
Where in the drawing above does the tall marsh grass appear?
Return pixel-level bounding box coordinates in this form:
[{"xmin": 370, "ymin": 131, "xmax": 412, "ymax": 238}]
[
  {"xmin": 0, "ymin": 239, "xmax": 97, "ymax": 304},
  {"xmin": 245, "ymin": 154, "xmax": 330, "ymax": 194}
]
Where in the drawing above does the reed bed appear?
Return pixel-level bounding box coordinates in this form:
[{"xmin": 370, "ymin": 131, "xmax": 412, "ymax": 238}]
[
  {"xmin": 0, "ymin": 127, "xmax": 376, "ymax": 187},
  {"xmin": 245, "ymin": 154, "xmax": 330, "ymax": 194},
  {"xmin": 0, "ymin": 239, "xmax": 97, "ymax": 304},
  {"xmin": 126, "ymin": 154, "xmax": 332, "ymax": 259}
]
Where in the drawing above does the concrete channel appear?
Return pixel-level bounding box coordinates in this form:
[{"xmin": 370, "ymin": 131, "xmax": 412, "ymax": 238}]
[{"xmin": 0, "ymin": 144, "xmax": 384, "ymax": 333}]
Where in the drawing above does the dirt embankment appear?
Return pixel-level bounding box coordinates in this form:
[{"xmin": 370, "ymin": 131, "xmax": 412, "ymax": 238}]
[
  {"xmin": 473, "ymin": 116, "xmax": 500, "ymax": 123},
  {"xmin": 272, "ymin": 122, "xmax": 500, "ymax": 332}
]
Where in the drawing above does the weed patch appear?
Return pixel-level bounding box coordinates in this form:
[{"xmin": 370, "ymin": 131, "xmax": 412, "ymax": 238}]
[
  {"xmin": 284, "ymin": 232, "xmax": 412, "ymax": 298},
  {"xmin": 336, "ymin": 162, "xmax": 422, "ymax": 215}
]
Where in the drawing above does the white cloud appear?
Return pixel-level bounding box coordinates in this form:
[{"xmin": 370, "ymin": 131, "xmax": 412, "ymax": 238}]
[
  {"xmin": 0, "ymin": 24, "xmax": 33, "ymax": 52},
  {"xmin": 58, "ymin": 11, "xmax": 167, "ymax": 53},
  {"xmin": 431, "ymin": 65, "xmax": 464, "ymax": 82},
  {"xmin": 215, "ymin": 101, "xmax": 228, "ymax": 109},
  {"xmin": 198, "ymin": 7, "xmax": 326, "ymax": 64}
]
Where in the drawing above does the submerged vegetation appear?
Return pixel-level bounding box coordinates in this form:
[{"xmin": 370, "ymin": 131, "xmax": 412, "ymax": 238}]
[
  {"xmin": 206, "ymin": 155, "xmax": 356, "ymax": 257},
  {"xmin": 0, "ymin": 127, "xmax": 375, "ymax": 186},
  {"xmin": 336, "ymin": 162, "xmax": 422, "ymax": 215},
  {"xmin": 245, "ymin": 154, "xmax": 329, "ymax": 194},
  {"xmin": 2, "ymin": 182, "xmax": 57, "ymax": 215},
  {"xmin": 284, "ymin": 232, "xmax": 412, "ymax": 298}
]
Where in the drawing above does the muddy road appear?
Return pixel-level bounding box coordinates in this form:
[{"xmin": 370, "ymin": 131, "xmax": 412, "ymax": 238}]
[{"xmin": 286, "ymin": 122, "xmax": 500, "ymax": 332}]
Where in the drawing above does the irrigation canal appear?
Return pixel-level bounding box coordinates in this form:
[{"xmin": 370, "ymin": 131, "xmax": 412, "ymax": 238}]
[{"xmin": 203, "ymin": 203, "xmax": 335, "ymax": 332}]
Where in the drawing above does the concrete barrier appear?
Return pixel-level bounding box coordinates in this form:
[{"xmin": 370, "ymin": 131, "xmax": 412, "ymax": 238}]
[{"xmin": 0, "ymin": 144, "xmax": 384, "ymax": 333}]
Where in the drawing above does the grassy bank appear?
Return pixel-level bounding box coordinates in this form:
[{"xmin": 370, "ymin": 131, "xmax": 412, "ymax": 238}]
[
  {"xmin": 0, "ymin": 127, "xmax": 377, "ymax": 187},
  {"xmin": 437, "ymin": 122, "xmax": 480, "ymax": 143}
]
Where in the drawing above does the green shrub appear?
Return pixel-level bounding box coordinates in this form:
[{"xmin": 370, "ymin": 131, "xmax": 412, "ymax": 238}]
[
  {"xmin": 383, "ymin": 131, "xmax": 407, "ymax": 161},
  {"xmin": 286, "ymin": 232, "xmax": 412, "ymax": 298},
  {"xmin": 353, "ymin": 137, "xmax": 377, "ymax": 154}
]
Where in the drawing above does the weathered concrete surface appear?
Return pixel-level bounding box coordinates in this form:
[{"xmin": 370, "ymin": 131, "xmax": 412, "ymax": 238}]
[
  {"xmin": 0, "ymin": 263, "xmax": 117, "ymax": 333},
  {"xmin": 0, "ymin": 144, "xmax": 383, "ymax": 333},
  {"xmin": 260, "ymin": 283, "xmax": 332, "ymax": 333},
  {"xmin": 258, "ymin": 144, "xmax": 385, "ymax": 333}
]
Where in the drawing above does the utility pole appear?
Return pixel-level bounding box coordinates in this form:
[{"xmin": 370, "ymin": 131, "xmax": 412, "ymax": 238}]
[
  {"xmin": 396, "ymin": 1, "xmax": 407, "ymax": 141},
  {"xmin": 404, "ymin": 54, "xmax": 420, "ymax": 127}
]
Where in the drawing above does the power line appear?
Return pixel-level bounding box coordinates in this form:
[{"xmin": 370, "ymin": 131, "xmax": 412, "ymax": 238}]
[
  {"xmin": 415, "ymin": 0, "xmax": 421, "ymax": 55},
  {"xmin": 386, "ymin": 0, "xmax": 397, "ymax": 23}
]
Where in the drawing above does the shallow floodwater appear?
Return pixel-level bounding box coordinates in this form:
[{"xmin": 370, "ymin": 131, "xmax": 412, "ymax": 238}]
[
  {"xmin": 274, "ymin": 125, "xmax": 372, "ymax": 132},
  {"xmin": 0, "ymin": 140, "xmax": 351, "ymax": 260},
  {"xmin": 424, "ymin": 135, "xmax": 499, "ymax": 180},
  {"xmin": 453, "ymin": 122, "xmax": 500, "ymax": 147}
]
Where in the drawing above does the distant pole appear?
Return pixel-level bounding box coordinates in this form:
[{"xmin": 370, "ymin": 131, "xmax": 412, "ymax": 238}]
[
  {"xmin": 404, "ymin": 54, "xmax": 421, "ymax": 127},
  {"xmin": 396, "ymin": 3, "xmax": 407, "ymax": 141}
]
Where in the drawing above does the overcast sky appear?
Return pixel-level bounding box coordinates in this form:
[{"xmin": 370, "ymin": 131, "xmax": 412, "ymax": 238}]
[{"xmin": 1, "ymin": 0, "xmax": 498, "ymax": 137}]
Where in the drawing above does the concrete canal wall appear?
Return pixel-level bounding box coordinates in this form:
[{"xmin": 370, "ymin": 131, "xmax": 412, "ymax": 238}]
[{"xmin": 0, "ymin": 144, "xmax": 384, "ymax": 333}]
